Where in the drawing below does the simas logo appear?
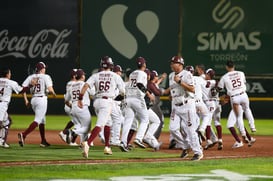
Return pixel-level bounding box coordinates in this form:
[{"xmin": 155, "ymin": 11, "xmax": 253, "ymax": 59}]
[
  {"xmin": 101, "ymin": 4, "xmax": 159, "ymax": 59},
  {"xmin": 197, "ymin": 0, "xmax": 261, "ymax": 61},
  {"xmin": 0, "ymin": 29, "xmax": 71, "ymax": 59}
]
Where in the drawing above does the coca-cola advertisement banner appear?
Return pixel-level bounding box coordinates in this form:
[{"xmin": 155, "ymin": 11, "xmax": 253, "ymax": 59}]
[{"xmin": 0, "ymin": 0, "xmax": 79, "ymax": 94}]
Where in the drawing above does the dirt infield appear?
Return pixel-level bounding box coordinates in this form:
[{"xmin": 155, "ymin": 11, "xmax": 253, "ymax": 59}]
[{"xmin": 4, "ymin": 130, "xmax": 273, "ymax": 166}]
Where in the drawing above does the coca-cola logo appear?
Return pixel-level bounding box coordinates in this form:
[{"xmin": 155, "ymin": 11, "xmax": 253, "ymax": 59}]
[{"xmin": 0, "ymin": 29, "xmax": 71, "ymax": 58}]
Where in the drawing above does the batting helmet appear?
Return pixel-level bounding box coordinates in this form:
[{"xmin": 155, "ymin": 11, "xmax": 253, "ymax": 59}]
[
  {"xmin": 150, "ymin": 70, "xmax": 158, "ymax": 80},
  {"xmin": 170, "ymin": 56, "xmax": 184, "ymax": 65},
  {"xmin": 113, "ymin": 65, "xmax": 123, "ymax": 73},
  {"xmin": 35, "ymin": 62, "xmax": 47, "ymax": 72},
  {"xmin": 206, "ymin": 68, "xmax": 215, "ymax": 79},
  {"xmin": 100, "ymin": 56, "xmax": 114, "ymax": 69},
  {"xmin": 185, "ymin": 65, "xmax": 194, "ymax": 75}
]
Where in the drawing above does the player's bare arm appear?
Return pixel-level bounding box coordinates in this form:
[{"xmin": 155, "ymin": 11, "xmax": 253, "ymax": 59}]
[
  {"xmin": 23, "ymin": 92, "xmax": 31, "ymax": 108},
  {"xmin": 47, "ymin": 86, "xmax": 56, "ymax": 97},
  {"xmin": 156, "ymin": 72, "xmax": 167, "ymax": 86},
  {"xmin": 162, "ymin": 87, "xmax": 170, "ymax": 95}
]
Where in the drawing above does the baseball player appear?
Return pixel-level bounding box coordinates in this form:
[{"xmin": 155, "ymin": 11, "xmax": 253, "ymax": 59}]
[
  {"xmin": 169, "ymin": 56, "xmax": 203, "ymax": 161},
  {"xmin": 185, "ymin": 65, "xmax": 211, "ymax": 142},
  {"xmin": 141, "ymin": 69, "xmax": 161, "ymax": 150},
  {"xmin": 195, "ymin": 64, "xmax": 211, "ymax": 141},
  {"xmin": 119, "ymin": 57, "xmax": 154, "ymax": 152},
  {"xmin": 18, "ymin": 62, "xmax": 56, "ymax": 147},
  {"xmin": 202, "ymin": 68, "xmax": 223, "ymax": 150},
  {"xmin": 217, "ymin": 60, "xmax": 256, "ymax": 148},
  {"xmin": 59, "ymin": 69, "xmax": 79, "ymax": 146},
  {"xmin": 80, "ymin": 56, "xmax": 125, "ymax": 158},
  {"xmin": 193, "ymin": 65, "xmax": 218, "ymax": 147},
  {"xmin": 110, "ymin": 65, "xmax": 125, "ymax": 146},
  {"xmin": 119, "ymin": 68, "xmax": 136, "ymax": 150},
  {"xmin": 0, "ymin": 67, "xmax": 35, "ymax": 148},
  {"xmin": 150, "ymin": 70, "xmax": 167, "ymax": 139},
  {"xmin": 64, "ymin": 69, "xmax": 92, "ymax": 145}
]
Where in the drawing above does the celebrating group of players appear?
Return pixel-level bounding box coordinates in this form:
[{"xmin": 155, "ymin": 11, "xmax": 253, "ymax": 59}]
[{"xmin": 0, "ymin": 55, "xmax": 256, "ymax": 161}]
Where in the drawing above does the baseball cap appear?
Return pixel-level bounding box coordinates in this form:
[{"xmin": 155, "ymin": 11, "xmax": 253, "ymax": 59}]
[
  {"xmin": 170, "ymin": 56, "xmax": 184, "ymax": 65},
  {"xmin": 76, "ymin": 69, "xmax": 85, "ymax": 80},
  {"xmin": 70, "ymin": 69, "xmax": 77, "ymax": 78},
  {"xmin": 113, "ymin": 65, "xmax": 123, "ymax": 73},
  {"xmin": 150, "ymin": 70, "xmax": 158, "ymax": 80},
  {"xmin": 35, "ymin": 62, "xmax": 47, "ymax": 72},
  {"xmin": 206, "ymin": 68, "xmax": 215, "ymax": 78},
  {"xmin": 136, "ymin": 57, "xmax": 146, "ymax": 67}
]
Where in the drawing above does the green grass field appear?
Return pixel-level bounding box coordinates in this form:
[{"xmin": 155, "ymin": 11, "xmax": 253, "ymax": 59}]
[{"xmin": 0, "ymin": 115, "xmax": 272, "ymax": 180}]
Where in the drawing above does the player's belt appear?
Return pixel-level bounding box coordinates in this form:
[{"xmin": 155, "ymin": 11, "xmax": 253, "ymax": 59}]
[
  {"xmin": 231, "ymin": 91, "xmax": 245, "ymax": 98},
  {"xmin": 175, "ymin": 100, "xmax": 188, "ymax": 106},
  {"xmin": 204, "ymin": 99, "xmax": 217, "ymax": 102},
  {"xmin": 195, "ymin": 99, "xmax": 201, "ymax": 103},
  {"xmin": 0, "ymin": 100, "xmax": 8, "ymax": 102},
  {"xmin": 98, "ymin": 96, "xmax": 111, "ymax": 99}
]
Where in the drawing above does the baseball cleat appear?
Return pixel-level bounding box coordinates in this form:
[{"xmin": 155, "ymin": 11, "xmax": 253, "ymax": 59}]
[
  {"xmin": 133, "ymin": 139, "xmax": 146, "ymax": 148},
  {"xmin": 168, "ymin": 139, "xmax": 177, "ymax": 149},
  {"xmin": 204, "ymin": 139, "xmax": 215, "ymax": 150},
  {"xmin": 81, "ymin": 141, "xmax": 89, "ymax": 158},
  {"xmin": 217, "ymin": 140, "xmax": 223, "ymax": 150},
  {"xmin": 69, "ymin": 142, "xmax": 79, "ymax": 146},
  {"xmin": 180, "ymin": 150, "xmax": 189, "ymax": 158},
  {"xmin": 127, "ymin": 144, "xmax": 134, "ymax": 150},
  {"xmin": 119, "ymin": 142, "xmax": 129, "ymax": 152},
  {"xmin": 59, "ymin": 131, "xmax": 67, "ymax": 143},
  {"xmin": 40, "ymin": 141, "xmax": 51, "ymax": 147},
  {"xmin": 232, "ymin": 141, "xmax": 243, "ymax": 148},
  {"xmin": 251, "ymin": 128, "xmax": 257, "ymax": 133},
  {"xmin": 104, "ymin": 146, "xmax": 113, "ymax": 155},
  {"xmin": 191, "ymin": 153, "xmax": 203, "ymax": 161},
  {"xmin": 18, "ymin": 133, "xmax": 25, "ymax": 147},
  {"xmin": 0, "ymin": 142, "xmax": 10, "ymax": 148},
  {"xmin": 242, "ymin": 136, "xmax": 249, "ymax": 144},
  {"xmin": 248, "ymin": 137, "xmax": 256, "ymax": 147}
]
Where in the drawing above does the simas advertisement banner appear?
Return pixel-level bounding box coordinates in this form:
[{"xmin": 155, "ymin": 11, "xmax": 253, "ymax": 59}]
[
  {"xmin": 0, "ymin": 0, "xmax": 79, "ymax": 114},
  {"xmin": 0, "ymin": 0, "xmax": 79, "ymax": 94},
  {"xmin": 181, "ymin": 0, "xmax": 273, "ymax": 76},
  {"xmin": 180, "ymin": 0, "xmax": 273, "ymax": 118}
]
